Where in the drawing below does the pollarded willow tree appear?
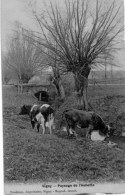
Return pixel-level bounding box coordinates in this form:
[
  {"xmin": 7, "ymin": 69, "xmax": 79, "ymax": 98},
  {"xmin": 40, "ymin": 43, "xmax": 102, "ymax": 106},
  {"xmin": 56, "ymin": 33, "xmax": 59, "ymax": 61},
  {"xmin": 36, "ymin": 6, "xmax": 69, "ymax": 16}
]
[
  {"xmin": 4, "ymin": 25, "xmax": 45, "ymax": 83},
  {"xmin": 32, "ymin": 0, "xmax": 123, "ymax": 110}
]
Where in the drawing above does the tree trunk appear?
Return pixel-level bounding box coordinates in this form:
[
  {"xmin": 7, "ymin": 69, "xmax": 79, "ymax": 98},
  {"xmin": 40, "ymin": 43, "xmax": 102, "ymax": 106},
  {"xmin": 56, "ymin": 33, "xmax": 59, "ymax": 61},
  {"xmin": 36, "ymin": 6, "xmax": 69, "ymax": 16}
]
[
  {"xmin": 74, "ymin": 65, "xmax": 90, "ymax": 110},
  {"xmin": 52, "ymin": 79, "xmax": 60, "ymax": 96},
  {"xmin": 81, "ymin": 91, "xmax": 88, "ymax": 110},
  {"xmin": 58, "ymin": 80, "xmax": 65, "ymax": 100},
  {"xmin": 76, "ymin": 82, "xmax": 88, "ymax": 110},
  {"xmin": 52, "ymin": 77, "xmax": 65, "ymax": 100}
]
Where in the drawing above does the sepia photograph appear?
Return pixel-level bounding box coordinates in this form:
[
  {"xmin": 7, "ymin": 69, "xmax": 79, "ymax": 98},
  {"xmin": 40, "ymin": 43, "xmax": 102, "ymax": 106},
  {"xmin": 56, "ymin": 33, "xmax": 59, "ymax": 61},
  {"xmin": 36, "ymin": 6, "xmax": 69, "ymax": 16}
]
[{"xmin": 1, "ymin": 0, "xmax": 125, "ymax": 194}]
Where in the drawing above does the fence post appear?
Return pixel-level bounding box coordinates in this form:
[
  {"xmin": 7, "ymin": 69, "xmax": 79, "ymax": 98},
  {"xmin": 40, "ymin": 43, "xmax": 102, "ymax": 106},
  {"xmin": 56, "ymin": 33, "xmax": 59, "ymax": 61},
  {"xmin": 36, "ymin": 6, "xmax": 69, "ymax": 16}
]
[
  {"xmin": 40, "ymin": 92, "xmax": 42, "ymax": 101},
  {"xmin": 21, "ymin": 84, "xmax": 23, "ymax": 94},
  {"xmin": 93, "ymin": 78, "xmax": 95, "ymax": 96},
  {"xmin": 17, "ymin": 82, "xmax": 19, "ymax": 95}
]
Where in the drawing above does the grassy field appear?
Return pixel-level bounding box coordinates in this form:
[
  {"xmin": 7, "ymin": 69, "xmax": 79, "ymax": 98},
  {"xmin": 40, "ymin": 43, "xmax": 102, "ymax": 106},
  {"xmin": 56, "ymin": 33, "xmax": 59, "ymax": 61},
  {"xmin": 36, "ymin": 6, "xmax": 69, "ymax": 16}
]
[{"xmin": 3, "ymin": 85, "xmax": 125, "ymax": 183}]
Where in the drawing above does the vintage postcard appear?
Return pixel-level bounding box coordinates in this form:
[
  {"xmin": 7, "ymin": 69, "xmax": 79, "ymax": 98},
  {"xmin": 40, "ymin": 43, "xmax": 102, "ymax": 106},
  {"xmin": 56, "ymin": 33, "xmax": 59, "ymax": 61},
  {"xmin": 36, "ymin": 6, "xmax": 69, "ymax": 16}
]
[{"xmin": 1, "ymin": 0, "xmax": 125, "ymax": 194}]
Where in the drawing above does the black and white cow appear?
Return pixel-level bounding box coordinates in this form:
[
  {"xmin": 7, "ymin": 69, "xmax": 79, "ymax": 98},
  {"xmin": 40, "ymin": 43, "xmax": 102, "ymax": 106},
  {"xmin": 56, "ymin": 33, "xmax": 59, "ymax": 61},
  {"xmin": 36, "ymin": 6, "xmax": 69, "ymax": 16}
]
[
  {"xmin": 60, "ymin": 109, "xmax": 114, "ymax": 138},
  {"xmin": 34, "ymin": 91, "xmax": 50, "ymax": 102},
  {"xmin": 19, "ymin": 104, "xmax": 54, "ymax": 134}
]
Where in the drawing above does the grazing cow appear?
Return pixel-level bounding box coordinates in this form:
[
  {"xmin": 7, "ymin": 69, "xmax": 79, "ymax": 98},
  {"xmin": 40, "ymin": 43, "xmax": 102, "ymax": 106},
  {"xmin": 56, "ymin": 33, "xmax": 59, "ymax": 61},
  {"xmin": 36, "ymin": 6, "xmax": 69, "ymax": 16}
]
[
  {"xmin": 19, "ymin": 104, "xmax": 54, "ymax": 134},
  {"xmin": 34, "ymin": 91, "xmax": 50, "ymax": 102},
  {"xmin": 60, "ymin": 109, "xmax": 114, "ymax": 138}
]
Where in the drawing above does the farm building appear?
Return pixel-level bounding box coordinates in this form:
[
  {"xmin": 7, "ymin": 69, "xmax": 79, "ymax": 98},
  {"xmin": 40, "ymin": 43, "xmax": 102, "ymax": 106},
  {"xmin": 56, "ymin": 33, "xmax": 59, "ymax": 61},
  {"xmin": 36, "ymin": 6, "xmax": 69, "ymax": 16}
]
[{"xmin": 15, "ymin": 72, "xmax": 56, "ymax": 95}]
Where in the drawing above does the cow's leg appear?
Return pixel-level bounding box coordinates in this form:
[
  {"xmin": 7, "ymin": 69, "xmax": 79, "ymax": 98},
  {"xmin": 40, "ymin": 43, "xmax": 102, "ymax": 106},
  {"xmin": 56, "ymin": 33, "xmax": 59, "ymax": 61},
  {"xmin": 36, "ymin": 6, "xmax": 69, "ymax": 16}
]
[
  {"xmin": 65, "ymin": 117, "xmax": 72, "ymax": 136},
  {"xmin": 49, "ymin": 123, "xmax": 52, "ymax": 134},
  {"xmin": 51, "ymin": 115, "xmax": 55, "ymax": 130},
  {"xmin": 65, "ymin": 115, "xmax": 76, "ymax": 137},
  {"xmin": 47, "ymin": 114, "xmax": 54, "ymax": 134},
  {"xmin": 37, "ymin": 113, "xmax": 46, "ymax": 135},
  {"xmin": 64, "ymin": 119, "xmax": 69, "ymax": 136},
  {"xmin": 66, "ymin": 123, "xmax": 73, "ymax": 136},
  {"xmin": 72, "ymin": 130, "xmax": 77, "ymax": 137},
  {"xmin": 71, "ymin": 123, "xmax": 77, "ymax": 137},
  {"xmin": 66, "ymin": 127, "xmax": 70, "ymax": 136},
  {"xmin": 86, "ymin": 124, "xmax": 93, "ymax": 139},
  {"xmin": 45, "ymin": 121, "xmax": 52, "ymax": 134},
  {"xmin": 48, "ymin": 117, "xmax": 54, "ymax": 134},
  {"xmin": 67, "ymin": 127, "xmax": 74, "ymax": 136},
  {"xmin": 41, "ymin": 123, "xmax": 45, "ymax": 135},
  {"xmin": 48, "ymin": 114, "xmax": 53, "ymax": 134},
  {"xmin": 66, "ymin": 124, "xmax": 70, "ymax": 136},
  {"xmin": 37, "ymin": 124, "xmax": 40, "ymax": 132},
  {"xmin": 41, "ymin": 119, "xmax": 46, "ymax": 135},
  {"xmin": 31, "ymin": 120, "xmax": 35, "ymax": 129},
  {"xmin": 68, "ymin": 121, "xmax": 76, "ymax": 137},
  {"xmin": 69, "ymin": 128, "xmax": 74, "ymax": 135}
]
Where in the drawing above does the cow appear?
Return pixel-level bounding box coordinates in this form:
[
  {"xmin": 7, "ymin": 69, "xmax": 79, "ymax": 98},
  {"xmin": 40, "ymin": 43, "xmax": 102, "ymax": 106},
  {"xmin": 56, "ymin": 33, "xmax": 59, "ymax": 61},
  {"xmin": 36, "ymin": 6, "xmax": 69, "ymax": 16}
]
[
  {"xmin": 60, "ymin": 109, "xmax": 114, "ymax": 139},
  {"xmin": 19, "ymin": 104, "xmax": 54, "ymax": 134},
  {"xmin": 34, "ymin": 91, "xmax": 50, "ymax": 102}
]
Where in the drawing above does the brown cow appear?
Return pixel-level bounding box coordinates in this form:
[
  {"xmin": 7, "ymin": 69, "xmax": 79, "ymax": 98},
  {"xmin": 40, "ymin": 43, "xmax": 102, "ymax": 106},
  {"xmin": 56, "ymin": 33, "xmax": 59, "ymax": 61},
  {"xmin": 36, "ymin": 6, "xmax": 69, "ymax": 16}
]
[{"xmin": 60, "ymin": 109, "xmax": 114, "ymax": 138}]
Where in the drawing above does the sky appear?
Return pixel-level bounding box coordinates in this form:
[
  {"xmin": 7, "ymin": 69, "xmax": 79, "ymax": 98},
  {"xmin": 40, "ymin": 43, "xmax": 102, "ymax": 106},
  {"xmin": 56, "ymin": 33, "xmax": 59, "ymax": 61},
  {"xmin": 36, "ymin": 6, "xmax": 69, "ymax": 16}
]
[{"xmin": 1, "ymin": 0, "xmax": 125, "ymax": 69}]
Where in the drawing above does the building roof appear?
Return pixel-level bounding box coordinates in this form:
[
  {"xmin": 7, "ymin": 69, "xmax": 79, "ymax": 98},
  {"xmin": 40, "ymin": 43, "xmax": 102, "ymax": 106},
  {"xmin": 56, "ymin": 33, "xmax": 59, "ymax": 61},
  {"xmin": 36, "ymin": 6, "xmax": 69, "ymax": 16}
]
[{"xmin": 28, "ymin": 74, "xmax": 50, "ymax": 85}]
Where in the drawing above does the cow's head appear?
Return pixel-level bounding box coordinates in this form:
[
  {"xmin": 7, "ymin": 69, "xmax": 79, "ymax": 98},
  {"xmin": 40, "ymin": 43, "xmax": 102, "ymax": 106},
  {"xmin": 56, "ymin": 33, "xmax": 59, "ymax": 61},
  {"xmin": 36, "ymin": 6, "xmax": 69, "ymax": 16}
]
[{"xmin": 19, "ymin": 105, "xmax": 29, "ymax": 115}]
